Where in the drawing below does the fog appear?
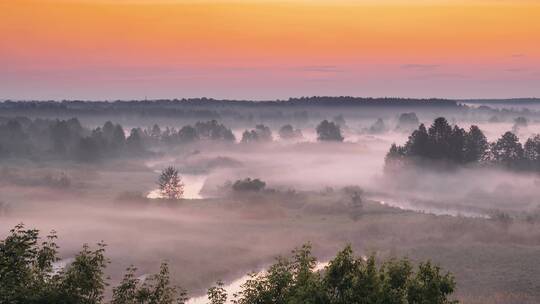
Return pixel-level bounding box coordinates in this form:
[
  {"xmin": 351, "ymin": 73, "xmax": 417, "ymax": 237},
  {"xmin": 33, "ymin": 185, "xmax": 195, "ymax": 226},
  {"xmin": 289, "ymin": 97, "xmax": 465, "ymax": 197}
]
[{"xmin": 2, "ymin": 100, "xmax": 540, "ymax": 303}]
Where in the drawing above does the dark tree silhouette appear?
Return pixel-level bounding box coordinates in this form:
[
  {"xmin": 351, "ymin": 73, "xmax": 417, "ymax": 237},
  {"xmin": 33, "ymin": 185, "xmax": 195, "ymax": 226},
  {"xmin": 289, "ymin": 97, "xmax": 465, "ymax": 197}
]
[
  {"xmin": 332, "ymin": 114, "xmax": 347, "ymax": 128},
  {"xmin": 194, "ymin": 120, "xmax": 235, "ymax": 142},
  {"xmin": 464, "ymin": 125, "xmax": 488, "ymax": 163},
  {"xmin": 316, "ymin": 120, "xmax": 344, "ymax": 142},
  {"xmin": 232, "ymin": 178, "xmax": 266, "ymax": 192},
  {"xmin": 241, "ymin": 130, "xmax": 258, "ymax": 144},
  {"xmin": 404, "ymin": 123, "xmax": 429, "ymax": 157},
  {"xmin": 278, "ymin": 124, "xmax": 303, "ymax": 140},
  {"xmin": 385, "ymin": 143, "xmax": 406, "ymax": 173},
  {"xmin": 524, "ymin": 135, "xmax": 540, "ymax": 161},
  {"xmin": 151, "ymin": 124, "xmax": 161, "ymax": 138},
  {"xmin": 111, "ymin": 124, "xmax": 126, "ymax": 149},
  {"xmin": 490, "ymin": 131, "xmax": 524, "ymax": 166},
  {"xmin": 427, "ymin": 117, "xmax": 453, "ymax": 159},
  {"xmin": 448, "ymin": 126, "xmax": 466, "ymax": 163},
  {"xmin": 241, "ymin": 124, "xmax": 273, "ymax": 143},
  {"xmin": 177, "ymin": 125, "xmax": 199, "ymax": 143},
  {"xmin": 254, "ymin": 124, "xmax": 272, "ymax": 141},
  {"xmin": 512, "ymin": 116, "xmax": 528, "ymax": 133},
  {"xmin": 396, "ymin": 112, "xmax": 420, "ymax": 131},
  {"xmin": 126, "ymin": 128, "xmax": 144, "ymax": 153},
  {"xmin": 76, "ymin": 137, "xmax": 101, "ymax": 162},
  {"xmin": 384, "ymin": 118, "xmax": 522, "ymax": 170},
  {"xmin": 368, "ymin": 118, "xmax": 386, "ymax": 134}
]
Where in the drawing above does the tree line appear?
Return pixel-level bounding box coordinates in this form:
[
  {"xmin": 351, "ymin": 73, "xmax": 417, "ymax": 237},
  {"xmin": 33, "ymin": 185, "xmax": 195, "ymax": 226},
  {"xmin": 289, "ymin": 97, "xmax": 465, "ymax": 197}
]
[
  {"xmin": 1, "ymin": 224, "xmax": 458, "ymax": 304},
  {"xmin": 0, "ymin": 118, "xmax": 236, "ymax": 162},
  {"xmin": 0, "ymin": 98, "xmax": 459, "ymax": 111},
  {"xmin": 386, "ymin": 117, "xmax": 540, "ymax": 171},
  {"xmin": 0, "ymin": 118, "xmax": 347, "ymax": 162}
]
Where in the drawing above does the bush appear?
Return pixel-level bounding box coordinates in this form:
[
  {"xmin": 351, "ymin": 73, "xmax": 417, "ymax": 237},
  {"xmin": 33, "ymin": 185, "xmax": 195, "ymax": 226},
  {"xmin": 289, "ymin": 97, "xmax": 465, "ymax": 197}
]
[
  {"xmin": 232, "ymin": 178, "xmax": 266, "ymax": 192},
  {"xmin": 316, "ymin": 120, "xmax": 344, "ymax": 142},
  {"xmin": 278, "ymin": 124, "xmax": 303, "ymax": 140},
  {"xmin": 396, "ymin": 112, "xmax": 420, "ymax": 131}
]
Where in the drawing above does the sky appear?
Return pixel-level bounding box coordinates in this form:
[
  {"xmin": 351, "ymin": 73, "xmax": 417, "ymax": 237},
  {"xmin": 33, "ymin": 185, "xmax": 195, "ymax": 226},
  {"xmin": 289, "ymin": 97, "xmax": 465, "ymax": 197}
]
[{"xmin": 1, "ymin": 0, "xmax": 539, "ymax": 100}]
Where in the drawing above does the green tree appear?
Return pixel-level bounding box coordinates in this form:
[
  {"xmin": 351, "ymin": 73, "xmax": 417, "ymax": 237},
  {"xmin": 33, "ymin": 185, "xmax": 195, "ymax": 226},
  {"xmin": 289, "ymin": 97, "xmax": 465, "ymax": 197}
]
[
  {"xmin": 207, "ymin": 281, "xmax": 227, "ymax": 304},
  {"xmin": 1, "ymin": 225, "xmax": 188, "ymax": 304},
  {"xmin": 111, "ymin": 266, "xmax": 140, "ymax": 304},
  {"xmin": 135, "ymin": 263, "xmax": 187, "ymax": 304},
  {"xmin": 111, "ymin": 263, "xmax": 188, "ymax": 304},
  {"xmin": 407, "ymin": 261, "xmax": 457, "ymax": 304},
  {"xmin": 233, "ymin": 244, "xmax": 458, "ymax": 304},
  {"xmin": 60, "ymin": 243, "xmax": 109, "ymax": 304},
  {"xmin": 2, "ymin": 225, "xmax": 459, "ymax": 304},
  {"xmin": 0, "ymin": 224, "xmax": 59, "ymax": 304},
  {"xmin": 324, "ymin": 245, "xmax": 360, "ymax": 304}
]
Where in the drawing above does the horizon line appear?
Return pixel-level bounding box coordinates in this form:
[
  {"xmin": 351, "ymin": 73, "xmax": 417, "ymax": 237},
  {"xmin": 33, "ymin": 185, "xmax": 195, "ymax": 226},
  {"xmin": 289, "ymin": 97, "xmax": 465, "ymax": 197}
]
[{"xmin": 1, "ymin": 96, "xmax": 540, "ymax": 103}]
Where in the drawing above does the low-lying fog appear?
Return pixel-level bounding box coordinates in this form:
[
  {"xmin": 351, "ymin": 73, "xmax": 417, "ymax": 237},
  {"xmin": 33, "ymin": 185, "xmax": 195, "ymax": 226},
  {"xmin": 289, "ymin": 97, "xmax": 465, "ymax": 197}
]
[{"xmin": 2, "ymin": 117, "xmax": 540, "ymax": 303}]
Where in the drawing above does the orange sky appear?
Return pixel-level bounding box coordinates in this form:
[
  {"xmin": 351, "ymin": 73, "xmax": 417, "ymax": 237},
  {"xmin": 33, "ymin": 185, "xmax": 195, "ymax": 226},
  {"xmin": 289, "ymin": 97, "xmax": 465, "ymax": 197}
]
[{"xmin": 1, "ymin": 0, "xmax": 539, "ymax": 99}]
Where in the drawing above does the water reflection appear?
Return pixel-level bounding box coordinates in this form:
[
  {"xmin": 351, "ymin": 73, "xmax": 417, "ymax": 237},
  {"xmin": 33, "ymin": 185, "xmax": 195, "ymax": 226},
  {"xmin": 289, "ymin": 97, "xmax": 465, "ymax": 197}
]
[
  {"xmin": 376, "ymin": 198, "xmax": 490, "ymax": 219},
  {"xmin": 186, "ymin": 261, "xmax": 329, "ymax": 304}
]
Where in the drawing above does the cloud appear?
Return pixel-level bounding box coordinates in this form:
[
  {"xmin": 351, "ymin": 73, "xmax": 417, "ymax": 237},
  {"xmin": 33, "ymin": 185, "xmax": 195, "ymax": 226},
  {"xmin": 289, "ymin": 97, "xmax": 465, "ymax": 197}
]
[
  {"xmin": 304, "ymin": 77, "xmax": 334, "ymax": 82},
  {"xmin": 413, "ymin": 73, "xmax": 467, "ymax": 80},
  {"xmin": 400, "ymin": 64, "xmax": 440, "ymax": 70},
  {"xmin": 511, "ymin": 53, "xmax": 526, "ymax": 58},
  {"xmin": 293, "ymin": 65, "xmax": 345, "ymax": 73},
  {"xmin": 505, "ymin": 68, "xmax": 527, "ymax": 73}
]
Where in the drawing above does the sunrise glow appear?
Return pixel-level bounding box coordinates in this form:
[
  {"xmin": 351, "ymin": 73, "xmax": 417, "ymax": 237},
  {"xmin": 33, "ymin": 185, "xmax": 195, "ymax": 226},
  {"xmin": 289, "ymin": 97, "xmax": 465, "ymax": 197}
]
[{"xmin": 1, "ymin": 0, "xmax": 539, "ymax": 99}]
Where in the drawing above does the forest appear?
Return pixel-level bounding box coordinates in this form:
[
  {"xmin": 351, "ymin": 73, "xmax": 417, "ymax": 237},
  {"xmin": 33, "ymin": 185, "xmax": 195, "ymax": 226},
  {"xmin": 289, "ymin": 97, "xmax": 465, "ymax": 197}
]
[
  {"xmin": 0, "ymin": 117, "xmax": 346, "ymax": 161},
  {"xmin": 386, "ymin": 117, "xmax": 540, "ymax": 171}
]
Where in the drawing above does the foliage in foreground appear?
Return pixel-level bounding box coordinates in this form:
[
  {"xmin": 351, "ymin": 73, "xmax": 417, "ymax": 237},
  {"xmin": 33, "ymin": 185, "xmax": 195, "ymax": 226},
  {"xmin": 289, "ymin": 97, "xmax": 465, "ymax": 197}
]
[
  {"xmin": 0, "ymin": 224, "xmax": 458, "ymax": 304},
  {"xmin": 232, "ymin": 244, "xmax": 457, "ymax": 304}
]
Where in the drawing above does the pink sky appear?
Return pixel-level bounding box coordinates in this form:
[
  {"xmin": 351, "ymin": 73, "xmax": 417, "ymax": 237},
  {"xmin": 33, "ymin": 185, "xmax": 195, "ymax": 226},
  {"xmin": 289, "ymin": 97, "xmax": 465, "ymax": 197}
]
[{"xmin": 1, "ymin": 0, "xmax": 539, "ymax": 100}]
